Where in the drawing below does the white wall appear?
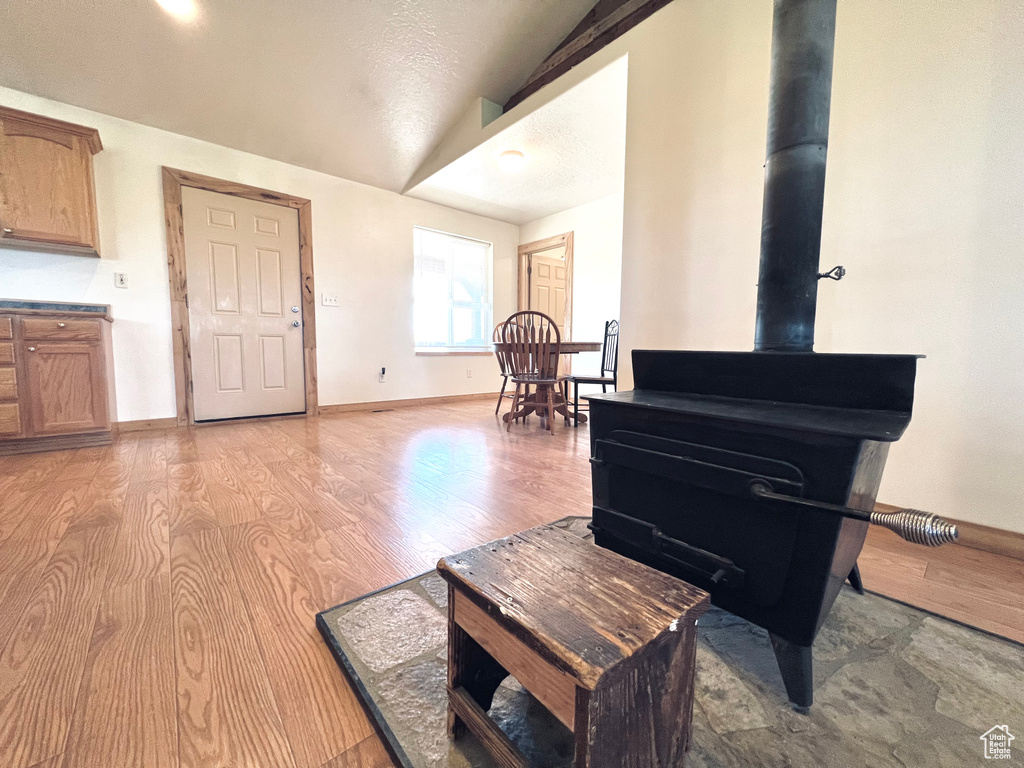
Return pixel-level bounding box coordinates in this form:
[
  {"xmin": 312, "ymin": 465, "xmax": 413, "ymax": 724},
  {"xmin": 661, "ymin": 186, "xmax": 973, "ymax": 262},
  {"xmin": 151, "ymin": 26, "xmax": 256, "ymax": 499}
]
[
  {"xmin": 0, "ymin": 85, "xmax": 519, "ymax": 421},
  {"xmin": 519, "ymin": 193, "xmax": 623, "ymax": 376},
  {"xmin": 613, "ymin": 0, "xmax": 1024, "ymax": 533}
]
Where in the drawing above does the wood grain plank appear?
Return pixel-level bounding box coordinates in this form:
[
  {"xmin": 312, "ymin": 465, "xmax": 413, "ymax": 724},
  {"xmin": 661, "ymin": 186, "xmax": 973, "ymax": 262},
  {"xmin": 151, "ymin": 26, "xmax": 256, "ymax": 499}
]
[
  {"xmin": 168, "ymin": 461, "xmax": 219, "ymax": 539},
  {"xmin": 128, "ymin": 432, "xmax": 167, "ymax": 485},
  {"xmin": 0, "ymin": 489, "xmax": 88, "ymax": 653},
  {"xmin": 197, "ymin": 458, "xmax": 263, "ymax": 528},
  {"xmin": 319, "ymin": 735, "xmax": 396, "ymax": 768},
  {"xmin": 0, "ymin": 524, "xmax": 115, "ymax": 768},
  {"xmin": 66, "ymin": 440, "xmax": 139, "ymax": 531},
  {"xmin": 224, "ymin": 520, "xmax": 373, "ymax": 767},
  {"xmin": 171, "ymin": 528, "xmax": 295, "ymax": 768},
  {"xmin": 104, "ymin": 479, "xmax": 170, "ymax": 587},
  {"xmin": 251, "ymin": 464, "xmax": 391, "ymax": 609},
  {"xmin": 60, "ymin": 575, "xmax": 177, "ymax": 768},
  {"xmin": 0, "ymin": 481, "xmax": 42, "ymax": 545},
  {"xmin": 165, "ymin": 427, "xmax": 201, "ymax": 465},
  {"xmin": 3, "ymin": 447, "xmax": 74, "ymax": 488}
]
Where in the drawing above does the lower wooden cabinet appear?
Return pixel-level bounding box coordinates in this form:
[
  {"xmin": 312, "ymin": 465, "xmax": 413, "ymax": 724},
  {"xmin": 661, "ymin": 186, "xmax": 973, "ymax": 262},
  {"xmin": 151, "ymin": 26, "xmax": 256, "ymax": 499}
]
[
  {"xmin": 24, "ymin": 342, "xmax": 109, "ymax": 435},
  {"xmin": 0, "ymin": 303, "xmax": 115, "ymax": 455},
  {"xmin": 0, "ymin": 403, "xmax": 20, "ymax": 435}
]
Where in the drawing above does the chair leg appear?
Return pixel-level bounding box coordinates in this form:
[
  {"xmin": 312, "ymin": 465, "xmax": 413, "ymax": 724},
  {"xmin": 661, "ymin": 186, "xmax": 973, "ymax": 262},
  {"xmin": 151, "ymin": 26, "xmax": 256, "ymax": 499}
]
[
  {"xmin": 495, "ymin": 376, "xmax": 508, "ymax": 415},
  {"xmin": 507, "ymin": 384, "xmax": 521, "ymax": 433},
  {"xmin": 573, "ymin": 380, "xmax": 580, "ymax": 427},
  {"xmin": 602, "ymin": 382, "xmax": 608, "ymax": 393},
  {"xmin": 546, "ymin": 386, "xmax": 556, "ymax": 435},
  {"xmin": 562, "ymin": 382, "xmax": 570, "ymax": 425}
]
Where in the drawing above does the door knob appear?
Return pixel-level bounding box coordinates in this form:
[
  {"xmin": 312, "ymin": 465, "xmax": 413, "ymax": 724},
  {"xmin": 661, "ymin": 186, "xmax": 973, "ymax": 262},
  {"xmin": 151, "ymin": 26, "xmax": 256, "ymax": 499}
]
[
  {"xmin": 27, "ymin": 346, "xmax": 36, "ymax": 352},
  {"xmin": 292, "ymin": 320, "xmax": 301, "ymax": 327},
  {"xmin": 291, "ymin": 306, "xmax": 300, "ymax": 313},
  {"xmin": 2, "ymin": 228, "xmax": 11, "ymax": 234},
  {"xmin": 58, "ymin": 322, "xmax": 66, "ymax": 328}
]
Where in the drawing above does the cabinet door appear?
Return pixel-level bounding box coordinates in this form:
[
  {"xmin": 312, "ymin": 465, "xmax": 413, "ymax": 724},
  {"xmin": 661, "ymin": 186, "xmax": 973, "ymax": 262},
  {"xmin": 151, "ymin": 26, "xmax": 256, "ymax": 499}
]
[
  {"xmin": 23, "ymin": 342, "xmax": 109, "ymax": 435},
  {"xmin": 0, "ymin": 116, "xmax": 99, "ymax": 251}
]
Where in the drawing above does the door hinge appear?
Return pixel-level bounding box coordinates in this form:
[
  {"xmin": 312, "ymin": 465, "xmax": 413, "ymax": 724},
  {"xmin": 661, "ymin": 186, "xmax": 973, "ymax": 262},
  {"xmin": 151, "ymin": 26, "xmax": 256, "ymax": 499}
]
[
  {"xmin": 189, "ymin": 380, "xmax": 194, "ymax": 393},
  {"xmin": 527, "ymin": 266, "xmax": 532, "ymax": 275}
]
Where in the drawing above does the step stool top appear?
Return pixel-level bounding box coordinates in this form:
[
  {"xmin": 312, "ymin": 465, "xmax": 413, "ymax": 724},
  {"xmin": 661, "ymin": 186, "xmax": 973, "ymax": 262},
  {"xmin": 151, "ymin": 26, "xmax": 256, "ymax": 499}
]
[{"xmin": 437, "ymin": 524, "xmax": 710, "ymax": 689}]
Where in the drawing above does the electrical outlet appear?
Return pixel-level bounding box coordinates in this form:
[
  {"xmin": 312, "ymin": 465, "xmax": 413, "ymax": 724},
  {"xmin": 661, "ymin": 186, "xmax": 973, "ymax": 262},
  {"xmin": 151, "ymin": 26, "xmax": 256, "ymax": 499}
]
[
  {"xmin": 322, "ymin": 293, "xmax": 340, "ymax": 307},
  {"xmin": 466, "ymin": 369, "xmax": 473, "ymax": 378},
  {"xmin": 379, "ymin": 367, "xmax": 386, "ymax": 383},
  {"xmin": 114, "ymin": 272, "xmax": 128, "ymax": 289}
]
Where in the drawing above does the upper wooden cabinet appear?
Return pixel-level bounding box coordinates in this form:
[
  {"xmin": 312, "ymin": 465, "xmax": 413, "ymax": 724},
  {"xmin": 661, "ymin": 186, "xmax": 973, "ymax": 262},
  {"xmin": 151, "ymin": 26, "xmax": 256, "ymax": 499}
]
[{"xmin": 0, "ymin": 106, "xmax": 103, "ymax": 257}]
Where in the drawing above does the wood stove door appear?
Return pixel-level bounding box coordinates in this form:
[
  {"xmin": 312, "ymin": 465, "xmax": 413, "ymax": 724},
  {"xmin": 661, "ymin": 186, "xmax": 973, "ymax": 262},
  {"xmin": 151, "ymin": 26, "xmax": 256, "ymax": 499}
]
[{"xmin": 591, "ymin": 431, "xmax": 805, "ymax": 607}]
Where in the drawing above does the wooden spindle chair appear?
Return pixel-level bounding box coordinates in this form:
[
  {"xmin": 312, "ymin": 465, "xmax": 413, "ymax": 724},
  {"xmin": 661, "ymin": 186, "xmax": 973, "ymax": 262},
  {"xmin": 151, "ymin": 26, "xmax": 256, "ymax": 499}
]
[
  {"xmin": 567, "ymin": 319, "xmax": 619, "ymax": 426},
  {"xmin": 502, "ymin": 311, "xmax": 568, "ymax": 435},
  {"xmin": 493, "ymin": 322, "xmax": 512, "ymax": 415}
]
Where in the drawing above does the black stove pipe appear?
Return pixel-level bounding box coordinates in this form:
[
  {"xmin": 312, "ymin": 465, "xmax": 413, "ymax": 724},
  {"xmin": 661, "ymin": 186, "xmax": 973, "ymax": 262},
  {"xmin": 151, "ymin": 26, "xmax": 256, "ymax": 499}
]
[{"xmin": 754, "ymin": 0, "xmax": 837, "ymax": 352}]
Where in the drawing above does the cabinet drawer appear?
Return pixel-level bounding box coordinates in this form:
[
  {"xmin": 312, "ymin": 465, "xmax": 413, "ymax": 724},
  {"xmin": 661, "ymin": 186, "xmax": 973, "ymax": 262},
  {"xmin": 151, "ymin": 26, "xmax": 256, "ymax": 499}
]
[
  {"xmin": 0, "ymin": 403, "xmax": 20, "ymax": 435},
  {"xmin": 0, "ymin": 368, "xmax": 15, "ymax": 400},
  {"xmin": 0, "ymin": 342, "xmax": 12, "ymax": 365},
  {"xmin": 0, "ymin": 317, "xmax": 11, "ymax": 339},
  {"xmin": 22, "ymin": 318, "xmax": 101, "ymax": 341}
]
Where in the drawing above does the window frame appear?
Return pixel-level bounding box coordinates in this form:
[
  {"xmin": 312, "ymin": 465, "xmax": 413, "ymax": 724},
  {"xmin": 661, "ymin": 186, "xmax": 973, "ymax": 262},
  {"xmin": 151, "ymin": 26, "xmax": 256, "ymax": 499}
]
[{"xmin": 413, "ymin": 226, "xmax": 494, "ymax": 353}]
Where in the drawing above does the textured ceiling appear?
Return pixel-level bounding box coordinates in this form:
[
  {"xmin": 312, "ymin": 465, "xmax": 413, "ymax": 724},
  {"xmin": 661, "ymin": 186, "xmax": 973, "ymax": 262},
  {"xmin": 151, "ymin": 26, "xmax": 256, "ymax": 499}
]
[
  {"xmin": 0, "ymin": 0, "xmax": 597, "ymax": 191},
  {"xmin": 406, "ymin": 56, "xmax": 627, "ymax": 225}
]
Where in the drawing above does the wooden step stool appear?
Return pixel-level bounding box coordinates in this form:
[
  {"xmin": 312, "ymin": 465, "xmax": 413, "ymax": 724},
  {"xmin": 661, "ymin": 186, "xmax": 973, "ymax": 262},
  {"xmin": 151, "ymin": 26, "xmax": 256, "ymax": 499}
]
[{"xmin": 437, "ymin": 524, "xmax": 710, "ymax": 768}]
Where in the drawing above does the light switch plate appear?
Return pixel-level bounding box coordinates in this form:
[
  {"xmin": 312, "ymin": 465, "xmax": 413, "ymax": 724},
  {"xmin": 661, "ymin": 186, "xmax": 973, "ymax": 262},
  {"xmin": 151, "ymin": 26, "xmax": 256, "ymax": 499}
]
[
  {"xmin": 322, "ymin": 293, "xmax": 340, "ymax": 307},
  {"xmin": 114, "ymin": 272, "xmax": 128, "ymax": 288}
]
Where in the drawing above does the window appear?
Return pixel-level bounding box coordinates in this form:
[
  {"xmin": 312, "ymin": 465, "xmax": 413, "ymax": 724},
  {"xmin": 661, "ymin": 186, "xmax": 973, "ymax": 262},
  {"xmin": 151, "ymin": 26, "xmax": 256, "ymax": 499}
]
[{"xmin": 414, "ymin": 227, "xmax": 492, "ymax": 351}]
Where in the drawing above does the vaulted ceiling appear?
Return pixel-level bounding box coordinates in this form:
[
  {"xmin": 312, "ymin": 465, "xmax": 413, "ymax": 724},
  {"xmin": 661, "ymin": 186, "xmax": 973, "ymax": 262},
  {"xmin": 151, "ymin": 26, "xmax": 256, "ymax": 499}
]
[
  {"xmin": 0, "ymin": 0, "xmax": 596, "ymax": 191},
  {"xmin": 407, "ymin": 56, "xmax": 627, "ymax": 224}
]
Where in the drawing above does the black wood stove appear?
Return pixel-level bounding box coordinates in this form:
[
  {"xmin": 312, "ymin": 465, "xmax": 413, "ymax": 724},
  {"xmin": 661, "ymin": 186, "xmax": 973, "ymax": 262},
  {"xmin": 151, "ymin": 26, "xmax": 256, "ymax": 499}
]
[
  {"xmin": 586, "ymin": 350, "xmax": 957, "ymax": 708},
  {"xmin": 585, "ymin": 0, "xmax": 958, "ymax": 709}
]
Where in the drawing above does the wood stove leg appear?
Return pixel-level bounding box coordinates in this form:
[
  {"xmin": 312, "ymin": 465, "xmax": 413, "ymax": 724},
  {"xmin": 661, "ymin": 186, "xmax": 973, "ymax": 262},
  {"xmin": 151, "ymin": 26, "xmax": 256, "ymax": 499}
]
[
  {"xmin": 847, "ymin": 562, "xmax": 865, "ymax": 595},
  {"xmin": 768, "ymin": 634, "xmax": 814, "ymax": 711}
]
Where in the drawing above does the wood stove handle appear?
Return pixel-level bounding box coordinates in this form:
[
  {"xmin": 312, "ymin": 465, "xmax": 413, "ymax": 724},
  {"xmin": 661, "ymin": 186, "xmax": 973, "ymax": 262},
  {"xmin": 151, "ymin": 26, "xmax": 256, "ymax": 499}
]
[{"xmin": 749, "ymin": 483, "xmax": 958, "ymax": 547}]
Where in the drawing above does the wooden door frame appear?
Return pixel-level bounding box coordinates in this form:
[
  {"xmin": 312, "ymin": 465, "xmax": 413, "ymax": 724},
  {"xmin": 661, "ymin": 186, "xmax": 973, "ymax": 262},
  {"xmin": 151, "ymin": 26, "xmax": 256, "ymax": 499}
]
[
  {"xmin": 517, "ymin": 231, "xmax": 574, "ymax": 339},
  {"xmin": 161, "ymin": 167, "xmax": 318, "ymax": 426}
]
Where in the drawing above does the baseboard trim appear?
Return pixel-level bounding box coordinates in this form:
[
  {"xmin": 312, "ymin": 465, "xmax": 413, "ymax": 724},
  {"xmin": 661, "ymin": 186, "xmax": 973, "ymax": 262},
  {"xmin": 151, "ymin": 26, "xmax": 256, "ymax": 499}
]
[
  {"xmin": 875, "ymin": 502, "xmax": 1024, "ymax": 561},
  {"xmin": 112, "ymin": 394, "xmax": 500, "ymax": 430},
  {"xmin": 0, "ymin": 431, "xmax": 113, "ymax": 456},
  {"xmin": 319, "ymin": 392, "xmax": 499, "ymax": 415},
  {"xmin": 114, "ymin": 417, "xmax": 179, "ymax": 433}
]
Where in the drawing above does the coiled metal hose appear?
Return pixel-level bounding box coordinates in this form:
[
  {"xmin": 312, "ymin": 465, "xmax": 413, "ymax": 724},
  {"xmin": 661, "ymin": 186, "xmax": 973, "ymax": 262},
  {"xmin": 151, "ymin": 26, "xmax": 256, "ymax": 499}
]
[{"xmin": 869, "ymin": 508, "xmax": 959, "ymax": 547}]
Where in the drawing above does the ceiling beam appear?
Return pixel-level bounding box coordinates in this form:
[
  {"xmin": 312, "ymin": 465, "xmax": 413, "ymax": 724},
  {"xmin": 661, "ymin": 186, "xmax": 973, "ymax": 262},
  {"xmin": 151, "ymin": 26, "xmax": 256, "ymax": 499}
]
[{"xmin": 503, "ymin": 0, "xmax": 674, "ymax": 112}]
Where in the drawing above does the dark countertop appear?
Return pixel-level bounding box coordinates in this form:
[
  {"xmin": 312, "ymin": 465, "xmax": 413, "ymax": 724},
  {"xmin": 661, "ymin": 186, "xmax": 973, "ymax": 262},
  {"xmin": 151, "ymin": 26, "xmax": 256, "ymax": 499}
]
[
  {"xmin": 584, "ymin": 389, "xmax": 913, "ymax": 442},
  {"xmin": 0, "ymin": 299, "xmax": 111, "ymax": 316}
]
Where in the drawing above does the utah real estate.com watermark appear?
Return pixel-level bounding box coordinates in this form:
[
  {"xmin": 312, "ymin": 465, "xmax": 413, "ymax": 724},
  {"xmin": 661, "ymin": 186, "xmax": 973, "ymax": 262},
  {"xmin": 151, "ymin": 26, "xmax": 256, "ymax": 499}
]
[{"xmin": 980, "ymin": 725, "xmax": 1015, "ymax": 760}]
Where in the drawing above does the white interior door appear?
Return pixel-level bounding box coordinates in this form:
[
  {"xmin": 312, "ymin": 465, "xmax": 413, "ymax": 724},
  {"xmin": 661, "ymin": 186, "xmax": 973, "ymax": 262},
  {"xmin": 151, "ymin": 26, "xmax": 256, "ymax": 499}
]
[
  {"xmin": 530, "ymin": 247, "xmax": 568, "ymax": 332},
  {"xmin": 182, "ymin": 187, "xmax": 305, "ymax": 421}
]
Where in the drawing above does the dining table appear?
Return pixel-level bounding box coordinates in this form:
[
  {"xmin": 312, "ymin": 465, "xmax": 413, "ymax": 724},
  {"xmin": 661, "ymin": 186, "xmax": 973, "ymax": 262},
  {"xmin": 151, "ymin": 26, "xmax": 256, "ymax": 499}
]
[{"xmin": 493, "ymin": 340, "xmax": 602, "ymax": 425}]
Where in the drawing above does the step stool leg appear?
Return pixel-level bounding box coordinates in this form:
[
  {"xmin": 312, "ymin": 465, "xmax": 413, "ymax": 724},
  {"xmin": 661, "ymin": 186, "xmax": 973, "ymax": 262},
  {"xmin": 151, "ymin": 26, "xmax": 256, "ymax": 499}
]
[
  {"xmin": 578, "ymin": 620, "xmax": 699, "ymax": 767},
  {"xmin": 447, "ymin": 586, "xmax": 509, "ymax": 738}
]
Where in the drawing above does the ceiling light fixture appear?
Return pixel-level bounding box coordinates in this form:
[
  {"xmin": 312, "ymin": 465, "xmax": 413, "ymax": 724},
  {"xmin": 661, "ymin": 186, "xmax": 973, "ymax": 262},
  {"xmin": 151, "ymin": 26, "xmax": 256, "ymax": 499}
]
[
  {"xmin": 155, "ymin": 0, "xmax": 198, "ymax": 22},
  {"xmin": 498, "ymin": 150, "xmax": 526, "ymax": 173}
]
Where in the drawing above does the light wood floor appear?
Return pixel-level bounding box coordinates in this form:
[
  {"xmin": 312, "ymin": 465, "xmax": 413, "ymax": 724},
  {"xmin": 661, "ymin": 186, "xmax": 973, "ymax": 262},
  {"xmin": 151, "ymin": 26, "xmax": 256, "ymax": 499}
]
[{"xmin": 0, "ymin": 400, "xmax": 1021, "ymax": 768}]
